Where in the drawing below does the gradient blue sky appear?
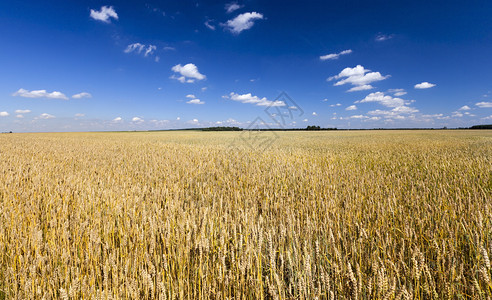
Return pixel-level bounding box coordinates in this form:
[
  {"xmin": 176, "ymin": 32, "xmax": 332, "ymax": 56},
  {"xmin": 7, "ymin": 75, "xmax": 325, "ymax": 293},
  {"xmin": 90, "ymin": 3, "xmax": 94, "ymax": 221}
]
[{"xmin": 1, "ymin": 0, "xmax": 491, "ymax": 131}]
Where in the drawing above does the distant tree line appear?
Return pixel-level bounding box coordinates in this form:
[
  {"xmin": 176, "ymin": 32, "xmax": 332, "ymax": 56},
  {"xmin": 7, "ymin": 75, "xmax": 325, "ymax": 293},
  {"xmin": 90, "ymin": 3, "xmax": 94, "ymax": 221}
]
[
  {"xmin": 201, "ymin": 126, "xmax": 243, "ymax": 131},
  {"xmin": 470, "ymin": 124, "xmax": 492, "ymax": 129}
]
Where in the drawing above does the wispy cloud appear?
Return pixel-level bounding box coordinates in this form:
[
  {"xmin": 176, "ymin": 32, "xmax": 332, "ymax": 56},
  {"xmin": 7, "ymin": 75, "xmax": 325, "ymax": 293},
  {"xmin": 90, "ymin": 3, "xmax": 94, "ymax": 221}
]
[
  {"xmin": 90, "ymin": 6, "xmax": 118, "ymax": 23},
  {"xmin": 476, "ymin": 101, "xmax": 492, "ymax": 108},
  {"xmin": 12, "ymin": 88, "xmax": 68, "ymax": 100},
  {"xmin": 15, "ymin": 109, "xmax": 31, "ymax": 114},
  {"xmin": 388, "ymin": 88, "xmax": 407, "ymax": 96},
  {"xmin": 375, "ymin": 33, "xmax": 394, "ymax": 41},
  {"xmin": 72, "ymin": 92, "xmax": 92, "ymax": 99},
  {"xmin": 224, "ymin": 12, "xmax": 264, "ymax": 34},
  {"xmin": 124, "ymin": 43, "xmax": 157, "ymax": 59},
  {"xmin": 346, "ymin": 105, "xmax": 357, "ymax": 110},
  {"xmin": 225, "ymin": 2, "xmax": 244, "ymax": 13},
  {"xmin": 205, "ymin": 20, "xmax": 216, "ymax": 30},
  {"xmin": 320, "ymin": 49, "xmax": 352, "ymax": 61}
]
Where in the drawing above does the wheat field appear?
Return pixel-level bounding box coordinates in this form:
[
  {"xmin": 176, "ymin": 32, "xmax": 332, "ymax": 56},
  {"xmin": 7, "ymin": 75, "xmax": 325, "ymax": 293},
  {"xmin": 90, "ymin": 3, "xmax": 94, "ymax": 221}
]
[{"xmin": 0, "ymin": 130, "xmax": 491, "ymax": 299}]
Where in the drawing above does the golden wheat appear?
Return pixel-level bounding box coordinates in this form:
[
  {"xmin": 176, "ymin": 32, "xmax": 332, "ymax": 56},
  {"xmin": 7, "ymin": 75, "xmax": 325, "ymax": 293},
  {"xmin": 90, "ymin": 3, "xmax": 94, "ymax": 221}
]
[{"xmin": 0, "ymin": 130, "xmax": 491, "ymax": 299}]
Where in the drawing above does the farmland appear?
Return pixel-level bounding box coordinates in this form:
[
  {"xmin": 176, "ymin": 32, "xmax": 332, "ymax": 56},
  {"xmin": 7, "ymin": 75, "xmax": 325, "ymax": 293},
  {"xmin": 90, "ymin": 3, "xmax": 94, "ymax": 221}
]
[{"xmin": 0, "ymin": 130, "xmax": 491, "ymax": 299}]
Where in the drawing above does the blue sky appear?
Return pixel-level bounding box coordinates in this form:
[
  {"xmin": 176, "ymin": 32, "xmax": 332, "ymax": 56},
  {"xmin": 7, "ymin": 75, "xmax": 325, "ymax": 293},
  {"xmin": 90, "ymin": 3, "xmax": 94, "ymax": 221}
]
[{"xmin": 0, "ymin": 0, "xmax": 491, "ymax": 131}]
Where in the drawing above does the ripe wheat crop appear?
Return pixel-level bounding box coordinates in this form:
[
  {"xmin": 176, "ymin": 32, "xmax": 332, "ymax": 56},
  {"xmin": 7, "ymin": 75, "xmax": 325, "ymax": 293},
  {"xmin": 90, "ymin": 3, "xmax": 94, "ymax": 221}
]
[{"xmin": 0, "ymin": 130, "xmax": 491, "ymax": 299}]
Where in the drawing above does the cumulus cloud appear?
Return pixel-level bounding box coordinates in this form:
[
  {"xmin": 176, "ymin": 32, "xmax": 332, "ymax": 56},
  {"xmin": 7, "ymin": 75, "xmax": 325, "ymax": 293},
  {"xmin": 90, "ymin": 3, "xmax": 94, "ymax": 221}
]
[
  {"xmin": 15, "ymin": 109, "xmax": 31, "ymax": 114},
  {"xmin": 113, "ymin": 117, "xmax": 122, "ymax": 122},
  {"xmin": 346, "ymin": 105, "xmax": 357, "ymax": 110},
  {"xmin": 12, "ymin": 88, "xmax": 68, "ymax": 100},
  {"xmin": 171, "ymin": 63, "xmax": 206, "ymax": 83},
  {"xmin": 312, "ymin": 112, "xmax": 317, "ymax": 116},
  {"xmin": 224, "ymin": 12, "xmax": 264, "ymax": 34},
  {"xmin": 90, "ymin": 6, "xmax": 118, "ymax": 23},
  {"xmin": 132, "ymin": 117, "xmax": 143, "ymax": 122},
  {"xmin": 328, "ymin": 65, "xmax": 389, "ymax": 92},
  {"xmin": 225, "ymin": 2, "xmax": 243, "ymax": 13},
  {"xmin": 0, "ymin": 111, "xmax": 9, "ymax": 117},
  {"xmin": 39, "ymin": 113, "xmax": 55, "ymax": 119},
  {"xmin": 458, "ymin": 105, "xmax": 471, "ymax": 111},
  {"xmin": 476, "ymin": 101, "xmax": 492, "ymax": 108},
  {"xmin": 414, "ymin": 82, "xmax": 436, "ymax": 89},
  {"xmin": 356, "ymin": 92, "xmax": 411, "ymax": 108},
  {"xmin": 72, "ymin": 92, "xmax": 92, "ymax": 99},
  {"xmin": 329, "ymin": 103, "xmax": 342, "ymax": 107},
  {"xmin": 186, "ymin": 94, "xmax": 196, "ymax": 99},
  {"xmin": 320, "ymin": 49, "xmax": 352, "ymax": 61},
  {"xmin": 225, "ymin": 92, "xmax": 285, "ymax": 107},
  {"xmin": 187, "ymin": 99, "xmax": 205, "ymax": 105}
]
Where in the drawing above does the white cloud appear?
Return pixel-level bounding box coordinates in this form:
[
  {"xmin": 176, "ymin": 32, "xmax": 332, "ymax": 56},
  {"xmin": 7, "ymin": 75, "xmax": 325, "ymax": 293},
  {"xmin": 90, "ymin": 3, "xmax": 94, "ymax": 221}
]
[
  {"xmin": 312, "ymin": 112, "xmax": 317, "ymax": 116},
  {"xmin": 176, "ymin": 117, "xmax": 181, "ymax": 120},
  {"xmin": 125, "ymin": 43, "xmax": 144, "ymax": 53},
  {"xmin": 414, "ymin": 82, "xmax": 436, "ymax": 89},
  {"xmin": 320, "ymin": 49, "xmax": 352, "ymax": 61},
  {"xmin": 356, "ymin": 92, "xmax": 411, "ymax": 108},
  {"xmin": 328, "ymin": 65, "xmax": 389, "ymax": 92},
  {"xmin": 187, "ymin": 99, "xmax": 205, "ymax": 105},
  {"xmin": 225, "ymin": 2, "xmax": 243, "ymax": 13},
  {"xmin": 125, "ymin": 43, "xmax": 157, "ymax": 57},
  {"xmin": 186, "ymin": 94, "xmax": 196, "ymax": 99},
  {"xmin": 225, "ymin": 92, "xmax": 285, "ymax": 107},
  {"xmin": 347, "ymin": 85, "xmax": 373, "ymax": 92},
  {"xmin": 329, "ymin": 103, "xmax": 342, "ymax": 107},
  {"xmin": 132, "ymin": 117, "xmax": 143, "ymax": 122},
  {"xmin": 39, "ymin": 113, "xmax": 55, "ymax": 119},
  {"xmin": 303, "ymin": 119, "xmax": 308, "ymax": 122},
  {"xmin": 72, "ymin": 92, "xmax": 92, "ymax": 99},
  {"xmin": 0, "ymin": 111, "xmax": 9, "ymax": 117},
  {"xmin": 201, "ymin": 87, "xmax": 207, "ymax": 92},
  {"xmin": 224, "ymin": 12, "xmax": 264, "ymax": 34},
  {"xmin": 350, "ymin": 115, "xmax": 368, "ymax": 119},
  {"xmin": 346, "ymin": 105, "xmax": 357, "ymax": 110},
  {"xmin": 163, "ymin": 46, "xmax": 176, "ymax": 51},
  {"xmin": 15, "ymin": 109, "xmax": 31, "ymax": 114},
  {"xmin": 75, "ymin": 113, "xmax": 85, "ymax": 117},
  {"xmin": 16, "ymin": 115, "xmax": 24, "ymax": 118},
  {"xmin": 145, "ymin": 45, "xmax": 156, "ymax": 56},
  {"xmin": 476, "ymin": 101, "xmax": 492, "ymax": 108},
  {"xmin": 388, "ymin": 88, "xmax": 407, "ymax": 96},
  {"xmin": 205, "ymin": 20, "xmax": 216, "ymax": 30},
  {"xmin": 458, "ymin": 105, "xmax": 471, "ymax": 111},
  {"xmin": 482, "ymin": 115, "xmax": 492, "ymax": 120},
  {"xmin": 171, "ymin": 63, "xmax": 206, "ymax": 83},
  {"xmin": 376, "ymin": 34, "xmax": 394, "ymax": 41},
  {"xmin": 12, "ymin": 88, "xmax": 68, "ymax": 100},
  {"xmin": 113, "ymin": 117, "xmax": 122, "ymax": 122},
  {"xmin": 90, "ymin": 6, "xmax": 118, "ymax": 23}
]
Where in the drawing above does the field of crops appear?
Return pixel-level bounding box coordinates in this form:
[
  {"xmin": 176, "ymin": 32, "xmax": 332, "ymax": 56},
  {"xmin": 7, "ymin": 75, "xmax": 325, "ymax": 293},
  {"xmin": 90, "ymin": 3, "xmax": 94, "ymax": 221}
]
[{"xmin": 0, "ymin": 130, "xmax": 491, "ymax": 299}]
